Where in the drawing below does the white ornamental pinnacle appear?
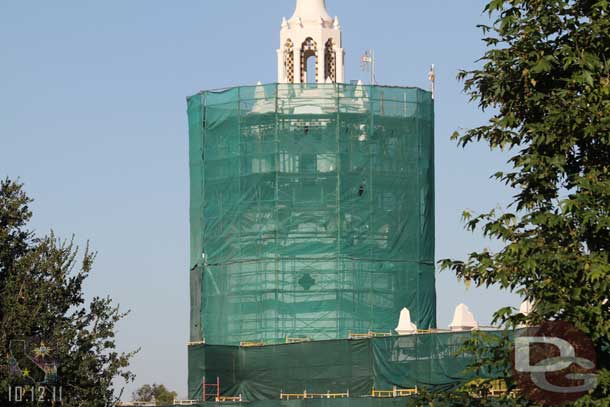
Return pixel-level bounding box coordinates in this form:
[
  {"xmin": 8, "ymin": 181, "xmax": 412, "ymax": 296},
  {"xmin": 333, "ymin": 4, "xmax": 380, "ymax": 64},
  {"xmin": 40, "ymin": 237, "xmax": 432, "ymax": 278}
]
[
  {"xmin": 277, "ymin": 0, "xmax": 345, "ymax": 84},
  {"xmin": 519, "ymin": 300, "xmax": 534, "ymax": 316},
  {"xmin": 428, "ymin": 64, "xmax": 436, "ymax": 99},
  {"xmin": 449, "ymin": 303, "xmax": 479, "ymax": 331},
  {"xmin": 517, "ymin": 300, "xmax": 534, "ymax": 328},
  {"xmin": 252, "ymin": 82, "xmax": 274, "ymax": 114},
  {"xmin": 395, "ymin": 308, "xmax": 418, "ymax": 336}
]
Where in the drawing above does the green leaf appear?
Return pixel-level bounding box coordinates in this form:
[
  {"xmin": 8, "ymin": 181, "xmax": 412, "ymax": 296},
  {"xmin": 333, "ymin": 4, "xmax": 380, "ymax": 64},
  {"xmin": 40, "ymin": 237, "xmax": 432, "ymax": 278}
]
[
  {"xmin": 531, "ymin": 57, "xmax": 553, "ymax": 74},
  {"xmin": 449, "ymin": 0, "xmax": 610, "ymax": 401}
]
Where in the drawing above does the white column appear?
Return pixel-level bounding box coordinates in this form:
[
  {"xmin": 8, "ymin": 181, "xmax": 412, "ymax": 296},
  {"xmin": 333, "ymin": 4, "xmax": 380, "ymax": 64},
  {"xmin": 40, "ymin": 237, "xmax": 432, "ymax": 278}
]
[
  {"xmin": 293, "ymin": 48, "xmax": 301, "ymax": 83},
  {"xmin": 277, "ymin": 49, "xmax": 285, "ymax": 83},
  {"xmin": 317, "ymin": 46, "xmax": 326, "ymax": 84},
  {"xmin": 336, "ymin": 48, "xmax": 345, "ymax": 83}
]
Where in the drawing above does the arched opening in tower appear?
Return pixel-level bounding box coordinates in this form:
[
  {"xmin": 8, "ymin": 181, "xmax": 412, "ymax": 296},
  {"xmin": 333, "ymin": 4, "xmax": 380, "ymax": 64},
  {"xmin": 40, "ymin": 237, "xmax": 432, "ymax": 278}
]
[
  {"xmin": 305, "ymin": 56, "xmax": 316, "ymax": 83},
  {"xmin": 301, "ymin": 38, "xmax": 317, "ymax": 83},
  {"xmin": 284, "ymin": 39, "xmax": 295, "ymax": 83},
  {"xmin": 325, "ymin": 39, "xmax": 336, "ymax": 83}
]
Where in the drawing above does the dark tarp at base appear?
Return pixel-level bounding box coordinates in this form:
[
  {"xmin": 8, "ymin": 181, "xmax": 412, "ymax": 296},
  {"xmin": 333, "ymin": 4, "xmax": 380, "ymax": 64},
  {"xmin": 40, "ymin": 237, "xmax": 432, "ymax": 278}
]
[
  {"xmin": 188, "ymin": 333, "xmax": 493, "ymax": 401},
  {"xmin": 171, "ymin": 398, "xmax": 420, "ymax": 407}
]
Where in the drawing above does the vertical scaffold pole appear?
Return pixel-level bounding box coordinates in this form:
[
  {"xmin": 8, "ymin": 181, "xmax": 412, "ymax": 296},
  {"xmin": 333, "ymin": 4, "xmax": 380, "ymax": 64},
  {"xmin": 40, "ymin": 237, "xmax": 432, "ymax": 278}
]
[
  {"xmin": 216, "ymin": 376, "xmax": 221, "ymax": 401},
  {"xmin": 202, "ymin": 376, "xmax": 221, "ymax": 401}
]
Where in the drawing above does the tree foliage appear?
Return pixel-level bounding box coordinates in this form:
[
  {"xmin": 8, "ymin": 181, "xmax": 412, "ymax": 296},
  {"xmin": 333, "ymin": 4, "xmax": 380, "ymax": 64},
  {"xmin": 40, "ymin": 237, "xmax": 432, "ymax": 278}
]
[
  {"xmin": 132, "ymin": 383, "xmax": 178, "ymax": 405},
  {"xmin": 440, "ymin": 0, "xmax": 610, "ymax": 404},
  {"xmin": 0, "ymin": 178, "xmax": 136, "ymax": 406}
]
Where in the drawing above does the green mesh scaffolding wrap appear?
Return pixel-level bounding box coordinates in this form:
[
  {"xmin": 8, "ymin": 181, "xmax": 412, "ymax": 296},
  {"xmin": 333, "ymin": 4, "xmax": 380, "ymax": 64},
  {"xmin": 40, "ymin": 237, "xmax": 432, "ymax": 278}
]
[{"xmin": 188, "ymin": 83, "xmax": 436, "ymax": 346}]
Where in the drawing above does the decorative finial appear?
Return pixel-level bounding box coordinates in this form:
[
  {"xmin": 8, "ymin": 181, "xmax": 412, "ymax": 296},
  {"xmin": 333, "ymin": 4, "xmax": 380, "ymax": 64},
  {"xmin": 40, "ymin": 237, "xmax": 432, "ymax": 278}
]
[
  {"xmin": 428, "ymin": 64, "xmax": 436, "ymax": 99},
  {"xmin": 334, "ymin": 16, "xmax": 341, "ymax": 29},
  {"xmin": 281, "ymin": 17, "xmax": 288, "ymax": 29}
]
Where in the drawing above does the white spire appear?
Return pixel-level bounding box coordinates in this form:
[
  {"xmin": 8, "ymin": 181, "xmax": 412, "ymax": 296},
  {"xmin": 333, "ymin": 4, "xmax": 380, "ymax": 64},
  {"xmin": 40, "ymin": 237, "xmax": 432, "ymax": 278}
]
[{"xmin": 291, "ymin": 0, "xmax": 332, "ymax": 23}]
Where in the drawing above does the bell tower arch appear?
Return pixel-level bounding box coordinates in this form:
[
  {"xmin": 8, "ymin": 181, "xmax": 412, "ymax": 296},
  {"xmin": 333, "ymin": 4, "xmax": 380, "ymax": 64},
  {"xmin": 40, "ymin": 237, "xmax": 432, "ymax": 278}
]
[{"xmin": 277, "ymin": 0, "xmax": 344, "ymax": 84}]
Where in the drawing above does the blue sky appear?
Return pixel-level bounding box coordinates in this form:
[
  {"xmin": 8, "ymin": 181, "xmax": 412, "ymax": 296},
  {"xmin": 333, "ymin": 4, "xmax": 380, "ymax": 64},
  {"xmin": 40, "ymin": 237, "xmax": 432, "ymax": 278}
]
[{"xmin": 0, "ymin": 0, "xmax": 520, "ymax": 399}]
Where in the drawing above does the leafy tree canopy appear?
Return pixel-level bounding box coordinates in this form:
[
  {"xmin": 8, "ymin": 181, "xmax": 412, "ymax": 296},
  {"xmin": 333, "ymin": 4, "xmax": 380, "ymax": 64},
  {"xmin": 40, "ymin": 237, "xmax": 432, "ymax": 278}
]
[
  {"xmin": 439, "ymin": 0, "xmax": 610, "ymax": 404},
  {"xmin": 0, "ymin": 178, "xmax": 136, "ymax": 406},
  {"xmin": 132, "ymin": 383, "xmax": 178, "ymax": 405}
]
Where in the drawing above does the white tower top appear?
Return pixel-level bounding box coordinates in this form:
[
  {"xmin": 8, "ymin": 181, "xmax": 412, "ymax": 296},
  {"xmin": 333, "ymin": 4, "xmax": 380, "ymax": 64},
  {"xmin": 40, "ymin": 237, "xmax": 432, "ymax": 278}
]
[
  {"xmin": 291, "ymin": 0, "xmax": 332, "ymax": 23},
  {"xmin": 277, "ymin": 0, "xmax": 345, "ymax": 84}
]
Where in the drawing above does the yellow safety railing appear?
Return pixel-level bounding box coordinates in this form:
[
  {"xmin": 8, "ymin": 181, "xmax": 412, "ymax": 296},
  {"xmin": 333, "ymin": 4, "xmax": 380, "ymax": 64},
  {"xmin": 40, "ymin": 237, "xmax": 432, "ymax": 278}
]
[
  {"xmin": 285, "ymin": 336, "xmax": 312, "ymax": 344},
  {"xmin": 371, "ymin": 386, "xmax": 418, "ymax": 398},
  {"xmin": 348, "ymin": 331, "xmax": 372, "ymax": 339},
  {"xmin": 350, "ymin": 328, "xmax": 470, "ymax": 338},
  {"xmin": 348, "ymin": 331, "xmax": 393, "ymax": 339},
  {"xmin": 240, "ymin": 341, "xmax": 264, "ymax": 347},
  {"xmin": 173, "ymin": 400, "xmax": 205, "ymax": 406},
  {"xmin": 415, "ymin": 329, "xmax": 453, "ymax": 334},
  {"xmin": 217, "ymin": 395, "xmax": 243, "ymax": 402},
  {"xmin": 280, "ymin": 390, "xmax": 349, "ymax": 400},
  {"xmin": 465, "ymin": 379, "xmax": 512, "ymax": 398},
  {"xmin": 488, "ymin": 379, "xmax": 510, "ymax": 397},
  {"xmin": 369, "ymin": 331, "xmax": 393, "ymax": 337}
]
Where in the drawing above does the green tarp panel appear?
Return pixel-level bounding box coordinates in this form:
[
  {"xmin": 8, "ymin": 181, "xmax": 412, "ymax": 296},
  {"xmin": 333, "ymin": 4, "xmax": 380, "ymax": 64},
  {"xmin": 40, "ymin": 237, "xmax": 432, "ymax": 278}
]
[
  {"xmin": 188, "ymin": 334, "xmax": 479, "ymax": 401},
  {"xmin": 245, "ymin": 401, "xmax": 417, "ymax": 407},
  {"xmin": 187, "ymin": 84, "xmax": 436, "ymax": 345},
  {"xmin": 171, "ymin": 399, "xmax": 420, "ymax": 407}
]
